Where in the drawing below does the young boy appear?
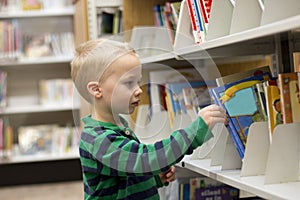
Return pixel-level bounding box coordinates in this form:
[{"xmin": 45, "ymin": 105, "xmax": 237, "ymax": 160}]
[{"xmin": 71, "ymin": 39, "xmax": 226, "ymax": 200}]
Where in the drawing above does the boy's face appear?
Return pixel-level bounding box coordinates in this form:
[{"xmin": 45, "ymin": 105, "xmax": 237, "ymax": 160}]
[{"xmin": 99, "ymin": 53, "xmax": 142, "ymax": 115}]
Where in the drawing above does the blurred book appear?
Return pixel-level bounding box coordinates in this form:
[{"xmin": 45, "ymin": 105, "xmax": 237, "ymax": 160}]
[
  {"xmin": 209, "ymin": 72, "xmax": 271, "ymax": 158},
  {"xmin": 277, "ymin": 72, "xmax": 300, "ymax": 123}
]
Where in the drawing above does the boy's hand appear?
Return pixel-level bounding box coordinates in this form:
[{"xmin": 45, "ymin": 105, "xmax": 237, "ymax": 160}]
[
  {"xmin": 198, "ymin": 104, "xmax": 227, "ymax": 128},
  {"xmin": 159, "ymin": 166, "xmax": 176, "ymax": 184}
]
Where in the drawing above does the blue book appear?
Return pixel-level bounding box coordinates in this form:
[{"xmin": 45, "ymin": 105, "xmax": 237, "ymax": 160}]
[
  {"xmin": 209, "ymin": 72, "xmax": 271, "ymax": 158},
  {"xmin": 165, "ymin": 81, "xmax": 212, "ymax": 116}
]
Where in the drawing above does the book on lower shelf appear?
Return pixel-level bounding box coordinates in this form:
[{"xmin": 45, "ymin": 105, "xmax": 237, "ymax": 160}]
[{"xmin": 165, "ymin": 176, "xmax": 239, "ymax": 200}]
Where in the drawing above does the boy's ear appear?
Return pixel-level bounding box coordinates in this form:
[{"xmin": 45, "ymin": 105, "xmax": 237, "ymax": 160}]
[{"xmin": 87, "ymin": 81, "xmax": 102, "ymax": 99}]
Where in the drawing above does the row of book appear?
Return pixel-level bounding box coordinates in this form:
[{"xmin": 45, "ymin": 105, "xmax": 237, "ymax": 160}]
[
  {"xmin": 209, "ymin": 66, "xmax": 300, "ymax": 159},
  {"xmin": 153, "ymin": 1, "xmax": 181, "ymax": 44},
  {"xmin": 0, "ymin": 0, "xmax": 73, "ymax": 12},
  {"xmin": 148, "ymin": 65, "xmax": 300, "ymax": 159},
  {"xmin": 0, "ymin": 20, "xmax": 74, "ymax": 61},
  {"xmin": 164, "ymin": 176, "xmax": 239, "ymax": 200},
  {"xmin": 0, "ymin": 118, "xmax": 79, "ymax": 158},
  {"xmin": 39, "ymin": 78, "xmax": 75, "ymax": 107},
  {"xmin": 0, "ymin": 76, "xmax": 76, "ymax": 108},
  {"xmin": 97, "ymin": 7, "xmax": 123, "ymax": 37},
  {"xmin": 148, "ymin": 68, "xmax": 214, "ymax": 128}
]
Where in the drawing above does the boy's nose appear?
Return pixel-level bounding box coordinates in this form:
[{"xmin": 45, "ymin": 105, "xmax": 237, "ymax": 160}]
[{"xmin": 134, "ymin": 86, "xmax": 143, "ymax": 96}]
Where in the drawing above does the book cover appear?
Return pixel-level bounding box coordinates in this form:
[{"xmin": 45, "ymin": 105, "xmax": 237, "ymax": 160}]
[
  {"xmin": 263, "ymin": 80, "xmax": 282, "ymax": 135},
  {"xmin": 278, "ymin": 72, "xmax": 300, "ymax": 123},
  {"xmin": 216, "ymin": 65, "xmax": 270, "ymax": 86},
  {"xmin": 209, "ymin": 73, "xmax": 270, "ymax": 158}
]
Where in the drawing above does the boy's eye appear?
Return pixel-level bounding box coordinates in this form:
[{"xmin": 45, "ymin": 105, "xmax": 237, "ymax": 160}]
[{"xmin": 125, "ymin": 81, "xmax": 135, "ymax": 87}]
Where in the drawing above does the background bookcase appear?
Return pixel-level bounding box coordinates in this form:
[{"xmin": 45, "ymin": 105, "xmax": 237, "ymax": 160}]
[
  {"xmin": 0, "ymin": 3, "xmax": 84, "ymax": 186},
  {"xmin": 86, "ymin": 0, "xmax": 300, "ymax": 199}
]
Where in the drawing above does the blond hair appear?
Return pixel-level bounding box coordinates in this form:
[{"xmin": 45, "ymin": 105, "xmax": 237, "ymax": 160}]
[{"xmin": 71, "ymin": 39, "xmax": 134, "ymax": 103}]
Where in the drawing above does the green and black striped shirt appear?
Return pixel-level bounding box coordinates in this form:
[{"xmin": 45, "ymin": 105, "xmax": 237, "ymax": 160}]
[{"xmin": 79, "ymin": 115, "xmax": 212, "ymax": 200}]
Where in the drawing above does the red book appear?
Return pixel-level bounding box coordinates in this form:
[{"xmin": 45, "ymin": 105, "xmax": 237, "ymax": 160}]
[{"xmin": 186, "ymin": 0, "xmax": 201, "ymax": 44}]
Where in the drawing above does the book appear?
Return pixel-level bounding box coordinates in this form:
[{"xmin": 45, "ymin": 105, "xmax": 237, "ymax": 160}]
[
  {"xmin": 148, "ymin": 68, "xmax": 203, "ymax": 114},
  {"xmin": 22, "ymin": 0, "xmax": 42, "ymax": 10},
  {"xmin": 209, "ymin": 72, "xmax": 271, "ymax": 158},
  {"xmin": 216, "ymin": 65, "xmax": 270, "ymax": 86},
  {"xmin": 263, "ymin": 80, "xmax": 282, "ymax": 135},
  {"xmin": 186, "ymin": 0, "xmax": 202, "ymax": 44},
  {"xmin": 170, "ymin": 1, "xmax": 182, "ymax": 27},
  {"xmin": 277, "ymin": 72, "xmax": 300, "ymax": 123},
  {"xmin": 0, "ymin": 70, "xmax": 7, "ymax": 107}
]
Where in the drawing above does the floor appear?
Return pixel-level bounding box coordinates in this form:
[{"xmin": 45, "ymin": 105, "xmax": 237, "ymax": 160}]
[{"xmin": 0, "ymin": 181, "xmax": 84, "ymax": 200}]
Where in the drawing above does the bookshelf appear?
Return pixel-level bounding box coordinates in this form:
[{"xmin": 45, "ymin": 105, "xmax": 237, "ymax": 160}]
[
  {"xmin": 87, "ymin": 0, "xmax": 123, "ymax": 40},
  {"xmin": 88, "ymin": 0, "xmax": 300, "ymax": 199},
  {"xmin": 0, "ymin": 2, "xmax": 82, "ymax": 186}
]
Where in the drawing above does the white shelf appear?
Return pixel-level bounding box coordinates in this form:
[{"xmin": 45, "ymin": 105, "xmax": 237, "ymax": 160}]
[
  {"xmin": 0, "ymin": 151, "xmax": 79, "ymax": 164},
  {"xmin": 140, "ymin": 52, "xmax": 175, "ymax": 64},
  {"xmin": 175, "ymin": 14, "xmax": 300, "ymax": 56},
  {"xmin": 94, "ymin": 0, "xmax": 122, "ymax": 8},
  {"xmin": 0, "ymin": 56, "xmax": 73, "ymax": 66},
  {"xmin": 182, "ymin": 156, "xmax": 300, "ymax": 200},
  {"xmin": 0, "ymin": 104, "xmax": 79, "ymax": 115},
  {"xmin": 0, "ymin": 7, "xmax": 74, "ymax": 18}
]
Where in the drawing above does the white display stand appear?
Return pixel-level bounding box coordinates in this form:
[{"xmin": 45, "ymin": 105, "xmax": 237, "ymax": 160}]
[
  {"xmin": 221, "ymin": 134, "xmax": 242, "ymax": 170},
  {"xmin": 265, "ymin": 123, "xmax": 300, "ymax": 184},
  {"xmin": 209, "ymin": 124, "xmax": 229, "ymax": 166},
  {"xmin": 241, "ymin": 122, "xmax": 270, "ymax": 177},
  {"xmin": 130, "ymin": 26, "xmax": 173, "ymax": 58},
  {"xmin": 261, "ymin": 0, "xmax": 300, "ymax": 25},
  {"xmin": 134, "ymin": 105, "xmax": 171, "ymax": 144},
  {"xmin": 173, "ymin": 0, "xmax": 195, "ymax": 51},
  {"xmin": 230, "ymin": 0, "xmax": 264, "ymax": 34},
  {"xmin": 205, "ymin": 0, "xmax": 234, "ymax": 41}
]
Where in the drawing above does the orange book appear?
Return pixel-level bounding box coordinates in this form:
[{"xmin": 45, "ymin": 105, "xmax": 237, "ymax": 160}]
[
  {"xmin": 278, "ymin": 72, "xmax": 300, "ymax": 123},
  {"xmin": 264, "ymin": 81, "xmax": 281, "ymax": 135}
]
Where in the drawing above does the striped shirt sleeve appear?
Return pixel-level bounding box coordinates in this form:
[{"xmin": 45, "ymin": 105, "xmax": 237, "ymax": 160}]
[{"xmin": 82, "ymin": 116, "xmax": 212, "ymax": 177}]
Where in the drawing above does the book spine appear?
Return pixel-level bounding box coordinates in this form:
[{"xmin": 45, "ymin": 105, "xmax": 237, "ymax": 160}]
[
  {"xmin": 186, "ymin": 0, "xmax": 201, "ymax": 44},
  {"xmin": 278, "ymin": 73, "xmax": 294, "ymax": 123}
]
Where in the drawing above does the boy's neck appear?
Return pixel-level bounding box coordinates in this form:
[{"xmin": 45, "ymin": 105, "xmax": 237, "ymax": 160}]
[{"xmin": 91, "ymin": 111, "xmax": 122, "ymax": 126}]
